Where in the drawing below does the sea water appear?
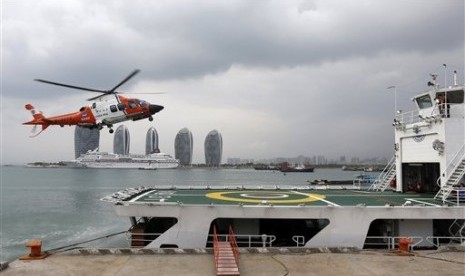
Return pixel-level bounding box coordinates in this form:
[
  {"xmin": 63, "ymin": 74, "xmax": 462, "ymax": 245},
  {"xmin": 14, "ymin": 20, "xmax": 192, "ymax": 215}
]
[{"xmin": 0, "ymin": 166, "xmax": 376, "ymax": 261}]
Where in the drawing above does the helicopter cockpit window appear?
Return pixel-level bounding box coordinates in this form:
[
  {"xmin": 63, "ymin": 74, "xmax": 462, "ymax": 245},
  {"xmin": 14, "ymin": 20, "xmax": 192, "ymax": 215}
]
[
  {"xmin": 138, "ymin": 100, "xmax": 147, "ymax": 106},
  {"xmin": 110, "ymin": 105, "xmax": 118, "ymax": 113},
  {"xmin": 415, "ymin": 94, "xmax": 433, "ymax": 109},
  {"xmin": 128, "ymin": 101, "xmax": 137, "ymax": 109},
  {"xmin": 117, "ymin": 103, "xmax": 125, "ymax": 111}
]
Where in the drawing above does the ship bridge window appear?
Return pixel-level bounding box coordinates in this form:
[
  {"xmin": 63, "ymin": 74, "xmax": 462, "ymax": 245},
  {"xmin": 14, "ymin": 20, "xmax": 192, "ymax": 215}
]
[
  {"xmin": 415, "ymin": 95, "xmax": 433, "ymax": 109},
  {"xmin": 436, "ymin": 90, "xmax": 464, "ymax": 104},
  {"xmin": 110, "ymin": 105, "xmax": 118, "ymax": 113}
]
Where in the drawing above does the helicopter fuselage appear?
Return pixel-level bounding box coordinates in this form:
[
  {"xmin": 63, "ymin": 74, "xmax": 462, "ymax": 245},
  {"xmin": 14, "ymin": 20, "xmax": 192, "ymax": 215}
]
[
  {"xmin": 23, "ymin": 94, "xmax": 163, "ymax": 136},
  {"xmin": 23, "ymin": 69, "xmax": 163, "ymax": 136}
]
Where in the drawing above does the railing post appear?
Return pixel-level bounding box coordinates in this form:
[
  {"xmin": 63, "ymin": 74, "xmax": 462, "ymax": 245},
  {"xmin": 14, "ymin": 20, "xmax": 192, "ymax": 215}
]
[{"xmin": 261, "ymin": 234, "xmax": 267, "ymax": 248}]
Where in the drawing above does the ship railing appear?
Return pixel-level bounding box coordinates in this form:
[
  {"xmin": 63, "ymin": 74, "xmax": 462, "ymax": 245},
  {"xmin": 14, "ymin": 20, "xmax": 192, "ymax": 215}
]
[
  {"xmin": 395, "ymin": 110, "xmax": 421, "ymax": 125},
  {"xmin": 447, "ymin": 188, "xmax": 465, "ymax": 205},
  {"xmin": 425, "ymin": 236, "xmax": 465, "ymax": 248},
  {"xmin": 434, "ymin": 102, "xmax": 464, "ymax": 119},
  {"xmin": 292, "ymin": 235, "xmax": 305, "ymax": 247},
  {"xmin": 213, "ymin": 227, "xmax": 220, "ymax": 271},
  {"xmin": 394, "ymin": 104, "xmax": 464, "ymax": 126},
  {"xmin": 353, "ymin": 174, "xmax": 378, "ymax": 189},
  {"xmin": 207, "ymin": 233, "xmax": 276, "ymax": 248},
  {"xmin": 228, "ymin": 226, "xmax": 240, "ymax": 266},
  {"xmin": 125, "ymin": 231, "xmax": 166, "ymax": 247},
  {"xmin": 364, "ymin": 236, "xmax": 424, "ymax": 250}
]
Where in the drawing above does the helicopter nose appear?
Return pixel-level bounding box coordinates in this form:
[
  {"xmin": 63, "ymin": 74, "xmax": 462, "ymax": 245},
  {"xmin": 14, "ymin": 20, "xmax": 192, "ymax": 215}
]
[{"xmin": 149, "ymin": 104, "xmax": 164, "ymax": 114}]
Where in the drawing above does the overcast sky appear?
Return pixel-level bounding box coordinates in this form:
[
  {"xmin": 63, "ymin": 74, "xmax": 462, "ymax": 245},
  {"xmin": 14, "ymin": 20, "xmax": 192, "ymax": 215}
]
[{"xmin": 1, "ymin": 0, "xmax": 464, "ymax": 165}]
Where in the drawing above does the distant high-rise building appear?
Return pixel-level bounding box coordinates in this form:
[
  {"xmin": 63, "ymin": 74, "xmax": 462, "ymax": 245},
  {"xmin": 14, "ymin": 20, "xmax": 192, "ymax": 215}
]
[
  {"xmin": 340, "ymin": 156, "xmax": 346, "ymax": 164},
  {"xmin": 146, "ymin": 127, "xmax": 159, "ymax": 154},
  {"xmin": 114, "ymin": 125, "xmax": 130, "ymax": 155},
  {"xmin": 204, "ymin": 129, "xmax": 222, "ymax": 167},
  {"xmin": 175, "ymin": 128, "xmax": 193, "ymax": 166},
  {"xmin": 74, "ymin": 126, "xmax": 100, "ymax": 158}
]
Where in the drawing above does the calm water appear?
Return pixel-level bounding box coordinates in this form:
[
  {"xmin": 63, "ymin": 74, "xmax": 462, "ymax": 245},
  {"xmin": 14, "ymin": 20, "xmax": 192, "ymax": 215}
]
[{"xmin": 0, "ymin": 166, "xmax": 376, "ymax": 261}]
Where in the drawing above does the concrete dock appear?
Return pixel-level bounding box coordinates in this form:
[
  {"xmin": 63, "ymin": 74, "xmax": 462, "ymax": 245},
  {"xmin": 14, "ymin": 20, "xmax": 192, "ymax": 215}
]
[{"xmin": 2, "ymin": 247, "xmax": 464, "ymax": 276}]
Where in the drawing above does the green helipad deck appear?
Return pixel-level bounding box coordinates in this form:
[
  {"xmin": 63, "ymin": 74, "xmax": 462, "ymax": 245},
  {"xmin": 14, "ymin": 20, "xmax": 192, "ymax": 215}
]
[{"xmin": 130, "ymin": 188, "xmax": 443, "ymax": 207}]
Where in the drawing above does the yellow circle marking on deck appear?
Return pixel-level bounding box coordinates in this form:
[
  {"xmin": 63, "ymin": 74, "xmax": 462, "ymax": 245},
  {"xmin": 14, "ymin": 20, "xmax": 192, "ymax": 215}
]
[{"xmin": 205, "ymin": 191, "xmax": 326, "ymax": 204}]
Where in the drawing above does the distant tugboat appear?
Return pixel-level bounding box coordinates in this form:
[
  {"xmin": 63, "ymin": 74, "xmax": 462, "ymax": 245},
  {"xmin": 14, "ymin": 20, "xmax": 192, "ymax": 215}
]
[{"xmin": 280, "ymin": 161, "xmax": 314, "ymax": 172}]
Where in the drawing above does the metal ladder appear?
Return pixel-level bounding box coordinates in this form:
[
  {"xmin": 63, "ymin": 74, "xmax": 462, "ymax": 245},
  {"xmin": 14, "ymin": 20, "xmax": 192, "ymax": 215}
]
[
  {"xmin": 369, "ymin": 156, "xmax": 396, "ymax": 191},
  {"xmin": 434, "ymin": 144, "xmax": 465, "ymax": 201}
]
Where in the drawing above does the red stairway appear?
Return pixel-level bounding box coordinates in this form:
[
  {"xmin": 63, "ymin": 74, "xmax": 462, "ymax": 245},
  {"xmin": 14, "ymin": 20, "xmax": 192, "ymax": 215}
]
[{"xmin": 213, "ymin": 226, "xmax": 240, "ymax": 276}]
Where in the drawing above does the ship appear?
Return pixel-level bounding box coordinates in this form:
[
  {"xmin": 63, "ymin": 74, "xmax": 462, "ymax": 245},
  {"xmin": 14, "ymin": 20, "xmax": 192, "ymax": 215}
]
[
  {"xmin": 102, "ymin": 71, "xmax": 465, "ymax": 250},
  {"xmin": 74, "ymin": 150, "xmax": 179, "ymax": 169},
  {"xmin": 279, "ymin": 162, "xmax": 315, "ymax": 173}
]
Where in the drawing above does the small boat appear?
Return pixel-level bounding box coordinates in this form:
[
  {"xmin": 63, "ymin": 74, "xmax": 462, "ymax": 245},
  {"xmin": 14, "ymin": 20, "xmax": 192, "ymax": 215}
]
[{"xmin": 280, "ymin": 162, "xmax": 314, "ymax": 172}]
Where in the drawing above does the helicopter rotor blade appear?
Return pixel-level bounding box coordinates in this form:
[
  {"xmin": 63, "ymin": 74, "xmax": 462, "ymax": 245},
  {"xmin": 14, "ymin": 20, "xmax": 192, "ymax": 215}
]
[
  {"xmin": 86, "ymin": 92, "xmax": 165, "ymax": 101},
  {"xmin": 34, "ymin": 79, "xmax": 107, "ymax": 93},
  {"xmin": 109, "ymin": 69, "xmax": 140, "ymax": 92},
  {"xmin": 87, "ymin": 94, "xmax": 110, "ymax": 101}
]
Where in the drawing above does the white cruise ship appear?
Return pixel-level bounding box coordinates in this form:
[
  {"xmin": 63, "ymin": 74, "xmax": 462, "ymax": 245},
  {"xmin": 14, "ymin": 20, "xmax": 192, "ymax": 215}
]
[{"xmin": 75, "ymin": 150, "xmax": 179, "ymax": 169}]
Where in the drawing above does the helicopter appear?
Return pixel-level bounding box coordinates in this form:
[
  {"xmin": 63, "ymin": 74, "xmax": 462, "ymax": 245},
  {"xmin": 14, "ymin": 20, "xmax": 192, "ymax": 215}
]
[{"xmin": 23, "ymin": 69, "xmax": 164, "ymax": 137}]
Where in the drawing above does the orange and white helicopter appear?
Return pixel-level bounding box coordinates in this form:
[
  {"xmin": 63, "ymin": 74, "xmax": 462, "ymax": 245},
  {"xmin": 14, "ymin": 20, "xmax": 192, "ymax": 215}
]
[{"xmin": 23, "ymin": 69, "xmax": 164, "ymax": 137}]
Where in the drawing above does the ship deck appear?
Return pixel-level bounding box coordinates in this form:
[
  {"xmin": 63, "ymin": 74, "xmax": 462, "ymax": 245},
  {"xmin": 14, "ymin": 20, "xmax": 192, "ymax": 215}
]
[{"xmin": 127, "ymin": 188, "xmax": 456, "ymax": 207}]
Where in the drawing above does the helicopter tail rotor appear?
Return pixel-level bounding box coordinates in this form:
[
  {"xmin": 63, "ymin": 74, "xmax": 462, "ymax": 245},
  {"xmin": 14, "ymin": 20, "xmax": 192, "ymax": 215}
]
[{"xmin": 23, "ymin": 104, "xmax": 50, "ymax": 137}]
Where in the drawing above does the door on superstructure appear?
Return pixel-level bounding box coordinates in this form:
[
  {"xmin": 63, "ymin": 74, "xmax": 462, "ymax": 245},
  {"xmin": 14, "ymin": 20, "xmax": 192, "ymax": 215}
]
[{"xmin": 401, "ymin": 163, "xmax": 440, "ymax": 193}]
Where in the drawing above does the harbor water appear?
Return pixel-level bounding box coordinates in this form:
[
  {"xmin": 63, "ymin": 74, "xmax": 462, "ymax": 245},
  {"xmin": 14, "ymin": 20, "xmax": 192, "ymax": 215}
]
[{"xmin": 0, "ymin": 166, "xmax": 378, "ymax": 261}]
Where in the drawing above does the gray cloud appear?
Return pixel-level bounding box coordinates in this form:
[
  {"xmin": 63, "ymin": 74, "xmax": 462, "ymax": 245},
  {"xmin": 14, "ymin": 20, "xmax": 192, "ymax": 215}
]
[{"xmin": 1, "ymin": 0, "xmax": 464, "ymax": 164}]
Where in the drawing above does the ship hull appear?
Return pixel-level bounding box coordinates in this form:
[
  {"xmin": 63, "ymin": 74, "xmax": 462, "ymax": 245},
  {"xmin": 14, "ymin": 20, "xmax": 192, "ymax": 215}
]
[{"xmin": 103, "ymin": 187, "xmax": 465, "ymax": 249}]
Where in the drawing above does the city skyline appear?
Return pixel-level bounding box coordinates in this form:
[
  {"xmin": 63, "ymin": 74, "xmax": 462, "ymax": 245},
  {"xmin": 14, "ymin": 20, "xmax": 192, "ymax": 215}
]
[{"xmin": 74, "ymin": 125, "xmax": 384, "ymax": 166}]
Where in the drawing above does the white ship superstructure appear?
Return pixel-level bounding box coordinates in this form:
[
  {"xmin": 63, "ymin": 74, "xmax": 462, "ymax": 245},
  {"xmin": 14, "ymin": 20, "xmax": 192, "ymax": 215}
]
[
  {"xmin": 76, "ymin": 150, "xmax": 179, "ymax": 169},
  {"xmin": 102, "ymin": 70, "xmax": 465, "ymax": 250},
  {"xmin": 375, "ymin": 71, "xmax": 465, "ymax": 201}
]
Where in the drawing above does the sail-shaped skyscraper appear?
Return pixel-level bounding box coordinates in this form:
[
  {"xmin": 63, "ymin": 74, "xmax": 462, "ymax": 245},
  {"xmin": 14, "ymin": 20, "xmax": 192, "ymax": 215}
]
[
  {"xmin": 74, "ymin": 126, "xmax": 100, "ymax": 158},
  {"xmin": 174, "ymin": 128, "xmax": 193, "ymax": 166},
  {"xmin": 146, "ymin": 127, "xmax": 160, "ymax": 154},
  {"xmin": 204, "ymin": 129, "xmax": 222, "ymax": 167},
  {"xmin": 113, "ymin": 125, "xmax": 130, "ymax": 155}
]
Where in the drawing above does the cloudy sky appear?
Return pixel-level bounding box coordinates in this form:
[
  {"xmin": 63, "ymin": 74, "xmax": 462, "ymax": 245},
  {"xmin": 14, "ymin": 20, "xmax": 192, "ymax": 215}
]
[{"xmin": 1, "ymin": 0, "xmax": 464, "ymax": 164}]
